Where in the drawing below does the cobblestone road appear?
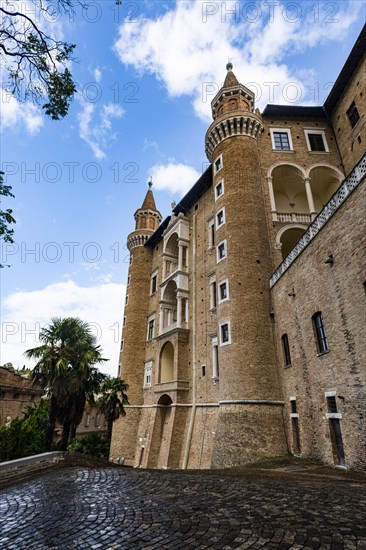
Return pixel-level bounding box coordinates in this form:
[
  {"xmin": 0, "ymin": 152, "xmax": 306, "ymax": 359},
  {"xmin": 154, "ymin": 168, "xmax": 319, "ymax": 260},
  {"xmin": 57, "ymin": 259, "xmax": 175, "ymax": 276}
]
[{"xmin": 0, "ymin": 467, "xmax": 365, "ymax": 549}]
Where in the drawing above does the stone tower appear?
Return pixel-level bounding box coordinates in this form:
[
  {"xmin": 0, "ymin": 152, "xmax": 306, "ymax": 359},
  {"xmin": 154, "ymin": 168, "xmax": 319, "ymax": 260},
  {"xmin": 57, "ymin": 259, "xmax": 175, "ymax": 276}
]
[
  {"xmin": 205, "ymin": 64, "xmax": 287, "ymax": 467},
  {"xmin": 110, "ymin": 182, "xmax": 162, "ymax": 463}
]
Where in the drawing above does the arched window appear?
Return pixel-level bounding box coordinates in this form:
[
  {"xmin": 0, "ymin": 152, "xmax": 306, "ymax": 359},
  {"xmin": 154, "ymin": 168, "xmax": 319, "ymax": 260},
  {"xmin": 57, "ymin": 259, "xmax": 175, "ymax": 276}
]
[{"xmin": 160, "ymin": 342, "xmax": 174, "ymax": 382}]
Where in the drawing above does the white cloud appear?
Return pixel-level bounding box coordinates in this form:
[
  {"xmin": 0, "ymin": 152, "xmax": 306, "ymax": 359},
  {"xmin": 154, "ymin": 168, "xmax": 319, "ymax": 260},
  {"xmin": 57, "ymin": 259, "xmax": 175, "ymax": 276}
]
[
  {"xmin": 0, "ymin": 91, "xmax": 44, "ymax": 134},
  {"xmin": 150, "ymin": 163, "xmax": 201, "ymax": 196},
  {"xmin": 94, "ymin": 68, "xmax": 102, "ymax": 83},
  {"xmin": 0, "ymin": 279, "xmax": 126, "ymax": 377},
  {"xmin": 114, "ymin": 0, "xmax": 362, "ymax": 120},
  {"xmin": 77, "ymin": 101, "xmax": 124, "ymax": 159}
]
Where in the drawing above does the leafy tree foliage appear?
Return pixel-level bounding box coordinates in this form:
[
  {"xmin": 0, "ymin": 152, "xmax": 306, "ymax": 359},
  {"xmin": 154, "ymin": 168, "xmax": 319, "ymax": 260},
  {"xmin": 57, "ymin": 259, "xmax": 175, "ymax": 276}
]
[
  {"xmin": 0, "ymin": 0, "xmax": 78, "ymax": 119},
  {"xmin": 0, "ymin": 399, "xmax": 50, "ymax": 462},
  {"xmin": 68, "ymin": 432, "xmax": 109, "ymax": 459},
  {"xmin": 25, "ymin": 317, "xmax": 107, "ymax": 452},
  {"xmin": 0, "ymin": 171, "xmax": 16, "ymax": 268},
  {"xmin": 97, "ymin": 377, "xmax": 129, "ymax": 443}
]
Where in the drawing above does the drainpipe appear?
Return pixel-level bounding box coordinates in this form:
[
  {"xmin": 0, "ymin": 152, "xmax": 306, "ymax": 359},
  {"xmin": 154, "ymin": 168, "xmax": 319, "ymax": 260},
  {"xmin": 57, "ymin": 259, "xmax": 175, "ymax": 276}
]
[{"xmin": 182, "ymin": 210, "xmax": 197, "ymax": 469}]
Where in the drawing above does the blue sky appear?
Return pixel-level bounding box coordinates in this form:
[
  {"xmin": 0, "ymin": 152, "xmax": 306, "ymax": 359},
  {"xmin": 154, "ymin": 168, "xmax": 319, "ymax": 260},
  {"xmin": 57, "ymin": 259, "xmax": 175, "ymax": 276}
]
[{"xmin": 0, "ymin": 0, "xmax": 365, "ymax": 375}]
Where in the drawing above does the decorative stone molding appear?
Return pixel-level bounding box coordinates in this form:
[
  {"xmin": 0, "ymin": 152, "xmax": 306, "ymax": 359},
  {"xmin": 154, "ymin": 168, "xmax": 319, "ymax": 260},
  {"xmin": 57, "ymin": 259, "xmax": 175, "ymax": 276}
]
[
  {"xmin": 205, "ymin": 113, "xmax": 263, "ymax": 160},
  {"xmin": 270, "ymin": 153, "xmax": 366, "ymax": 287},
  {"xmin": 127, "ymin": 234, "xmax": 150, "ymax": 251}
]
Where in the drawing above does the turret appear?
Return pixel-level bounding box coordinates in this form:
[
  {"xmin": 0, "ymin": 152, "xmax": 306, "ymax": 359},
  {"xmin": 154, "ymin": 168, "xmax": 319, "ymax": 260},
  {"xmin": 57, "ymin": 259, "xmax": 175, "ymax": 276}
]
[
  {"xmin": 205, "ymin": 65, "xmax": 287, "ymax": 467},
  {"xmin": 110, "ymin": 182, "xmax": 162, "ymax": 465}
]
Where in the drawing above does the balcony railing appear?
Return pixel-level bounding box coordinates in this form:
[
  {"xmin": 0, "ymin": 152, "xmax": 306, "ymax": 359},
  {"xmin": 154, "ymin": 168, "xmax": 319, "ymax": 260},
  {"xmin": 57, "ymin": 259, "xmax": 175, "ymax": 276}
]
[
  {"xmin": 270, "ymin": 153, "xmax": 366, "ymax": 288},
  {"xmin": 272, "ymin": 212, "xmax": 312, "ymax": 224}
]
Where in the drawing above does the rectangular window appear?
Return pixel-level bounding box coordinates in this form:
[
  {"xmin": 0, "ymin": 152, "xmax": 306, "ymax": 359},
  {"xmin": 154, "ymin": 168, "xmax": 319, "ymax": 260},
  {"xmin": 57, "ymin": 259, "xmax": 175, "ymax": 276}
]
[
  {"xmin": 211, "ymin": 336, "xmax": 219, "ymax": 379},
  {"xmin": 151, "ymin": 274, "xmax": 157, "ymax": 294},
  {"xmin": 144, "ymin": 361, "xmax": 153, "ymax": 387},
  {"xmin": 125, "ymin": 295, "xmax": 129, "ymax": 305},
  {"xmin": 218, "ymin": 280, "xmax": 229, "ymax": 303},
  {"xmin": 84, "ymin": 412, "xmax": 90, "ymax": 427},
  {"xmin": 217, "ymin": 240, "xmax": 227, "ymax": 263},
  {"xmin": 273, "ymin": 132, "xmax": 290, "ymax": 151},
  {"xmin": 216, "ymin": 207, "xmax": 225, "ymax": 228},
  {"xmin": 127, "ymin": 275, "xmax": 131, "ymax": 286},
  {"xmin": 327, "ymin": 395, "xmax": 337, "ymax": 413},
  {"xmin": 312, "ymin": 311, "xmax": 329, "ymax": 353},
  {"xmin": 347, "ymin": 102, "xmax": 360, "ymax": 128},
  {"xmin": 220, "ymin": 321, "xmax": 231, "ymax": 346},
  {"xmin": 123, "ymin": 316, "xmax": 127, "ymax": 327},
  {"xmin": 290, "ymin": 399, "xmax": 297, "ymax": 414},
  {"xmin": 94, "ymin": 413, "xmax": 100, "ymax": 427},
  {"xmin": 209, "ymin": 279, "xmax": 217, "ymax": 310},
  {"xmin": 214, "ymin": 155, "xmax": 223, "ymax": 174},
  {"xmin": 305, "ymin": 129, "xmax": 328, "ymax": 152},
  {"xmin": 182, "ymin": 246, "xmax": 187, "ymax": 267},
  {"xmin": 281, "ymin": 333, "xmax": 291, "ymax": 367},
  {"xmin": 208, "ymin": 218, "xmax": 215, "ymax": 247},
  {"xmin": 147, "ymin": 318, "xmax": 155, "ymax": 340},
  {"xmin": 270, "ymin": 128, "xmax": 293, "ymax": 151},
  {"xmin": 215, "ymin": 180, "xmax": 224, "ymax": 200}
]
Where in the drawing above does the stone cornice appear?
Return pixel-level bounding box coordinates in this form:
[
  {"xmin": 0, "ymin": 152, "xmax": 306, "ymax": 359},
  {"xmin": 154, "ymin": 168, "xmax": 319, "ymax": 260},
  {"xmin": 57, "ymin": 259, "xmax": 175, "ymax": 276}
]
[
  {"xmin": 205, "ymin": 112, "xmax": 263, "ymax": 161},
  {"xmin": 127, "ymin": 233, "xmax": 151, "ymax": 251}
]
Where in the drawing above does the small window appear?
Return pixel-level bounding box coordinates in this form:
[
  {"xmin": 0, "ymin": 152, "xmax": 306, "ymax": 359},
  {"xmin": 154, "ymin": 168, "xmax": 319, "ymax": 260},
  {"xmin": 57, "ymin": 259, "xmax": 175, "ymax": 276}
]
[
  {"xmin": 220, "ymin": 321, "xmax": 231, "ymax": 346},
  {"xmin": 347, "ymin": 102, "xmax": 360, "ymax": 128},
  {"xmin": 305, "ymin": 129, "xmax": 328, "ymax": 152},
  {"xmin": 147, "ymin": 318, "xmax": 155, "ymax": 340},
  {"xmin": 290, "ymin": 399, "xmax": 297, "ymax": 414},
  {"xmin": 125, "ymin": 295, "xmax": 129, "ymax": 305},
  {"xmin": 327, "ymin": 395, "xmax": 337, "ymax": 413},
  {"xmin": 144, "ymin": 361, "xmax": 153, "ymax": 387},
  {"xmin": 281, "ymin": 333, "xmax": 291, "ymax": 367},
  {"xmin": 216, "ymin": 207, "xmax": 225, "ymax": 228},
  {"xmin": 214, "ymin": 155, "xmax": 223, "ymax": 174},
  {"xmin": 202, "ymin": 365, "xmax": 206, "ymax": 377},
  {"xmin": 211, "ymin": 336, "xmax": 219, "ymax": 379},
  {"xmin": 123, "ymin": 316, "xmax": 126, "ymax": 327},
  {"xmin": 208, "ymin": 218, "xmax": 215, "ymax": 247},
  {"xmin": 151, "ymin": 274, "xmax": 157, "ymax": 294},
  {"xmin": 182, "ymin": 246, "xmax": 188, "ymax": 267},
  {"xmin": 215, "ymin": 180, "xmax": 224, "ymax": 200},
  {"xmin": 271, "ymin": 129, "xmax": 292, "ymax": 151},
  {"xmin": 84, "ymin": 412, "xmax": 90, "ymax": 427},
  {"xmin": 127, "ymin": 275, "xmax": 131, "ymax": 286},
  {"xmin": 217, "ymin": 240, "xmax": 227, "ymax": 263},
  {"xmin": 209, "ymin": 280, "xmax": 217, "ymax": 309},
  {"xmin": 312, "ymin": 312, "xmax": 329, "ymax": 354},
  {"xmin": 218, "ymin": 280, "xmax": 229, "ymax": 303},
  {"xmin": 94, "ymin": 413, "xmax": 100, "ymax": 427},
  {"xmin": 121, "ymin": 339, "xmax": 124, "ymax": 351},
  {"xmin": 129, "ymin": 256, "xmax": 133, "ymax": 265}
]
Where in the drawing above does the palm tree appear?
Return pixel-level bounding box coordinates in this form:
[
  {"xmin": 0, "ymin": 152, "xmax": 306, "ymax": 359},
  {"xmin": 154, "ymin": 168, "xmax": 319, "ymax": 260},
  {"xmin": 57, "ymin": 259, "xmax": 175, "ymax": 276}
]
[
  {"xmin": 25, "ymin": 317, "xmax": 107, "ymax": 451},
  {"xmin": 97, "ymin": 377, "xmax": 129, "ymax": 443}
]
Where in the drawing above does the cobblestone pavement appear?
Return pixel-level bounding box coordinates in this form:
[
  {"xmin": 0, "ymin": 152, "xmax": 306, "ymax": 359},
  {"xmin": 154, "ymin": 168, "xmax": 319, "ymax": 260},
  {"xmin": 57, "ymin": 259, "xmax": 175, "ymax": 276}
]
[{"xmin": 0, "ymin": 467, "xmax": 365, "ymax": 550}]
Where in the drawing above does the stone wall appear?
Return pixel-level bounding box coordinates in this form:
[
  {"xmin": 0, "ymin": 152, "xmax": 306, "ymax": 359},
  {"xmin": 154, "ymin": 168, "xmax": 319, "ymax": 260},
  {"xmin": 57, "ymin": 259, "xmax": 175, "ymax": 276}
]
[{"xmin": 270, "ymin": 180, "xmax": 366, "ymax": 471}]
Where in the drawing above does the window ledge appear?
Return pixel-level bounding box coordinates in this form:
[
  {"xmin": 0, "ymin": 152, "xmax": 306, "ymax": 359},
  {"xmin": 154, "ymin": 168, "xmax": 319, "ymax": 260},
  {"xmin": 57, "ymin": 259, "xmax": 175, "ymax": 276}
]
[
  {"xmin": 307, "ymin": 151, "xmax": 330, "ymax": 154},
  {"xmin": 284, "ymin": 364, "xmax": 292, "ymax": 369},
  {"xmin": 317, "ymin": 350, "xmax": 330, "ymax": 357},
  {"xmin": 272, "ymin": 149, "xmax": 295, "ymax": 153}
]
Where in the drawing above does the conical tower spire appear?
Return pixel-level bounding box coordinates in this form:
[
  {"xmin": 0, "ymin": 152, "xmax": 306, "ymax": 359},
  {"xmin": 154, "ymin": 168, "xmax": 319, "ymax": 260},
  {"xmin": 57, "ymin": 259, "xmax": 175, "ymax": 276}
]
[
  {"xmin": 131, "ymin": 181, "xmax": 162, "ymax": 237},
  {"xmin": 209, "ymin": 63, "xmax": 256, "ymax": 127},
  {"xmin": 223, "ymin": 62, "xmax": 239, "ymax": 88}
]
